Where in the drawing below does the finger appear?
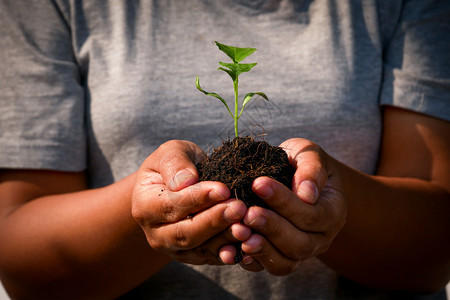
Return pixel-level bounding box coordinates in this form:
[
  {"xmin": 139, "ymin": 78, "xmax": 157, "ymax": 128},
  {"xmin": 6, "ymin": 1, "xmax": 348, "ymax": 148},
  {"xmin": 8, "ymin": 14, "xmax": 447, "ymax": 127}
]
[
  {"xmin": 144, "ymin": 140, "xmax": 206, "ymax": 191},
  {"xmin": 241, "ymin": 234, "xmax": 301, "ymax": 276},
  {"xmin": 174, "ymin": 225, "xmax": 246, "ymax": 266},
  {"xmin": 188, "ymin": 222, "xmax": 251, "ymax": 265},
  {"xmin": 252, "ymin": 176, "xmax": 333, "ymax": 232},
  {"xmin": 137, "ymin": 171, "xmax": 164, "ymax": 186},
  {"xmin": 218, "ymin": 245, "xmax": 238, "ymax": 265},
  {"xmin": 244, "ymin": 205, "xmax": 331, "ymax": 260},
  {"xmin": 150, "ymin": 198, "xmax": 247, "ymax": 252},
  {"xmin": 229, "ymin": 222, "xmax": 252, "ymax": 242},
  {"xmin": 217, "ymin": 223, "xmax": 252, "ymax": 264},
  {"xmin": 239, "ymin": 255, "xmax": 264, "ymax": 272},
  {"xmin": 134, "ymin": 180, "xmax": 231, "ymax": 225},
  {"xmin": 280, "ymin": 138, "xmax": 330, "ymax": 204}
]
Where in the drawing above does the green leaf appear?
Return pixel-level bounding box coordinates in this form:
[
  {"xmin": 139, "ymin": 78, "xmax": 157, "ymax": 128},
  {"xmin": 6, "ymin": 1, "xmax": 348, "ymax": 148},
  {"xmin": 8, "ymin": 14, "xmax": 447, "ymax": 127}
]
[
  {"xmin": 215, "ymin": 41, "xmax": 257, "ymax": 63},
  {"xmin": 219, "ymin": 62, "xmax": 257, "ymax": 78},
  {"xmin": 236, "ymin": 62, "xmax": 258, "ymax": 74},
  {"xmin": 218, "ymin": 67, "xmax": 236, "ymax": 81},
  {"xmin": 195, "ymin": 76, "xmax": 234, "ymax": 118},
  {"xmin": 238, "ymin": 92, "xmax": 269, "ymax": 118}
]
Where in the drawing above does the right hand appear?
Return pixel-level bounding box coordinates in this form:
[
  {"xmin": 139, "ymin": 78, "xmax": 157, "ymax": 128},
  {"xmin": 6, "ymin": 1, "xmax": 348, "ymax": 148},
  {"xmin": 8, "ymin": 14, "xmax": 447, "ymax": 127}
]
[{"xmin": 131, "ymin": 140, "xmax": 250, "ymax": 265}]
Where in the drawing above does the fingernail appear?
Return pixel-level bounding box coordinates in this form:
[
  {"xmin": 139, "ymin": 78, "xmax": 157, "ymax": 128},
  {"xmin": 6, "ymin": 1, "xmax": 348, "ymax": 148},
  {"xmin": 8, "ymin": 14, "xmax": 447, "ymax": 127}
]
[
  {"xmin": 253, "ymin": 183, "xmax": 273, "ymax": 199},
  {"xmin": 298, "ymin": 180, "xmax": 318, "ymax": 204},
  {"xmin": 242, "ymin": 255, "xmax": 254, "ymax": 265},
  {"xmin": 231, "ymin": 223, "xmax": 252, "ymax": 241},
  {"xmin": 224, "ymin": 202, "xmax": 246, "ymax": 222},
  {"xmin": 210, "ymin": 189, "xmax": 228, "ymax": 201},
  {"xmin": 244, "ymin": 236, "xmax": 262, "ymax": 253},
  {"xmin": 169, "ymin": 170, "xmax": 196, "ymax": 190},
  {"xmin": 248, "ymin": 216, "xmax": 266, "ymax": 229}
]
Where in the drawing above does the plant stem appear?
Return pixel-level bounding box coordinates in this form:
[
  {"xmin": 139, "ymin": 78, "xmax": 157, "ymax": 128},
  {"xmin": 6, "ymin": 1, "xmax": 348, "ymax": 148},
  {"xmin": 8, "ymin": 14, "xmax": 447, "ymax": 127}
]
[{"xmin": 234, "ymin": 78, "xmax": 239, "ymax": 137}]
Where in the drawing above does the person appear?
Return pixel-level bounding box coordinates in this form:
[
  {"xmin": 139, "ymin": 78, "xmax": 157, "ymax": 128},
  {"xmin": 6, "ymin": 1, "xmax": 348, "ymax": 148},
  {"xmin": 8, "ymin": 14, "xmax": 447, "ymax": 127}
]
[{"xmin": 0, "ymin": 0, "xmax": 449, "ymax": 299}]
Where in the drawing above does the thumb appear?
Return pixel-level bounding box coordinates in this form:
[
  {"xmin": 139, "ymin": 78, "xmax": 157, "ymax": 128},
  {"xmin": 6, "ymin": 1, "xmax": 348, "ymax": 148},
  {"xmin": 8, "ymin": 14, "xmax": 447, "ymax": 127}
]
[
  {"xmin": 280, "ymin": 138, "xmax": 330, "ymax": 204},
  {"xmin": 143, "ymin": 140, "xmax": 206, "ymax": 191}
]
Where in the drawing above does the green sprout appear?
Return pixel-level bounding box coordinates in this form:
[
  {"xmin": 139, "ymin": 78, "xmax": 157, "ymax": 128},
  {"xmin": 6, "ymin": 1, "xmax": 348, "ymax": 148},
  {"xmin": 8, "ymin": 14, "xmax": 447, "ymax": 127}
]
[{"xmin": 196, "ymin": 41, "xmax": 269, "ymax": 137}]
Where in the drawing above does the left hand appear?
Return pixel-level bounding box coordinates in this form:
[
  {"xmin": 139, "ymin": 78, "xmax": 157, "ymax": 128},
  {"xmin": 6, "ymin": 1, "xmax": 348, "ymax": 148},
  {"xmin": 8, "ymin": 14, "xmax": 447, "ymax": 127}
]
[
  {"xmin": 132, "ymin": 140, "xmax": 248, "ymax": 266},
  {"xmin": 219, "ymin": 138, "xmax": 347, "ymax": 275}
]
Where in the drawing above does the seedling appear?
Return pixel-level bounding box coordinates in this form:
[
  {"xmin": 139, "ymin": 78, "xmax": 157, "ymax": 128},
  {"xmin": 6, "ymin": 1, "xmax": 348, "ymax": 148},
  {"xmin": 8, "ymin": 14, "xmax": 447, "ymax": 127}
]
[{"xmin": 196, "ymin": 41, "xmax": 268, "ymax": 137}]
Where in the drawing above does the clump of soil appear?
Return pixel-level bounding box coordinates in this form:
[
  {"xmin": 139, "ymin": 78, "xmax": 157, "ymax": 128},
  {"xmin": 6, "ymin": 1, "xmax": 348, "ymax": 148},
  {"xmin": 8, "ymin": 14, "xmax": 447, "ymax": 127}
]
[
  {"xmin": 197, "ymin": 136, "xmax": 295, "ymax": 207},
  {"xmin": 196, "ymin": 136, "xmax": 294, "ymax": 263}
]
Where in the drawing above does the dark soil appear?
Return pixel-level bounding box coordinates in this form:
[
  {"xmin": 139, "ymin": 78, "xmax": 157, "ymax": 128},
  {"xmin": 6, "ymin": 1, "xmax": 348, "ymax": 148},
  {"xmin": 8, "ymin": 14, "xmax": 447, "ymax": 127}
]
[
  {"xmin": 196, "ymin": 136, "xmax": 295, "ymax": 263},
  {"xmin": 197, "ymin": 136, "xmax": 294, "ymax": 207}
]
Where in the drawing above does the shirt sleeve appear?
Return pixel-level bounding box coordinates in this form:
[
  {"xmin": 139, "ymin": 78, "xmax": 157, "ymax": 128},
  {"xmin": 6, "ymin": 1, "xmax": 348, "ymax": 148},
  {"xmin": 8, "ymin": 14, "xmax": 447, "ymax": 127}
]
[
  {"xmin": 0, "ymin": 0, "xmax": 86, "ymax": 171},
  {"xmin": 379, "ymin": 0, "xmax": 450, "ymax": 121}
]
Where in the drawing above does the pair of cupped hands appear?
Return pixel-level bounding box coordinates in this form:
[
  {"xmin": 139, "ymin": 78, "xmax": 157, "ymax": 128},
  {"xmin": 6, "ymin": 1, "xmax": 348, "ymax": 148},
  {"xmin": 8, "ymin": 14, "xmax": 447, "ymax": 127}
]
[{"xmin": 132, "ymin": 138, "xmax": 347, "ymax": 275}]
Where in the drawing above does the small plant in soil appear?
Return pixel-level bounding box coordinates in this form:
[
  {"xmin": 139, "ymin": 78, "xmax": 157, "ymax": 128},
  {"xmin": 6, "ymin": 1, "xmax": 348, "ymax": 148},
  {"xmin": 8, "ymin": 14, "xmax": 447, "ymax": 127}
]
[
  {"xmin": 196, "ymin": 41, "xmax": 268, "ymax": 138},
  {"xmin": 195, "ymin": 42, "xmax": 295, "ymax": 262}
]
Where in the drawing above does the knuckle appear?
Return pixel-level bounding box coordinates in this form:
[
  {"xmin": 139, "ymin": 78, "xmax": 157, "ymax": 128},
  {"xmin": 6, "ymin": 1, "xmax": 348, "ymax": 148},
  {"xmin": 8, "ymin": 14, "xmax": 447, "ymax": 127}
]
[
  {"xmin": 187, "ymin": 185, "xmax": 203, "ymax": 207},
  {"xmin": 258, "ymin": 209, "xmax": 281, "ymax": 235},
  {"xmin": 302, "ymin": 140, "xmax": 321, "ymax": 154},
  {"xmin": 138, "ymin": 172, "xmax": 163, "ymax": 187},
  {"xmin": 309, "ymin": 142, "xmax": 324, "ymax": 157},
  {"xmin": 149, "ymin": 239, "xmax": 165, "ymax": 253},
  {"xmin": 272, "ymin": 193, "xmax": 290, "ymax": 210},
  {"xmin": 146, "ymin": 232, "xmax": 169, "ymax": 253},
  {"xmin": 160, "ymin": 200, "xmax": 178, "ymax": 222},
  {"xmin": 294, "ymin": 142, "xmax": 329, "ymax": 176},
  {"xmin": 173, "ymin": 223, "xmax": 191, "ymax": 249},
  {"xmin": 303, "ymin": 160, "xmax": 324, "ymax": 177},
  {"xmin": 157, "ymin": 141, "xmax": 190, "ymax": 167},
  {"xmin": 160, "ymin": 152, "xmax": 184, "ymax": 171},
  {"xmin": 303, "ymin": 209, "xmax": 320, "ymax": 228},
  {"xmin": 160, "ymin": 192, "xmax": 188, "ymax": 222},
  {"xmin": 207, "ymin": 214, "xmax": 223, "ymax": 231},
  {"xmin": 208, "ymin": 220, "xmax": 223, "ymax": 232},
  {"xmin": 266, "ymin": 220, "xmax": 283, "ymax": 239},
  {"xmin": 172, "ymin": 185, "xmax": 208, "ymax": 211},
  {"xmin": 149, "ymin": 230, "xmax": 194, "ymax": 255}
]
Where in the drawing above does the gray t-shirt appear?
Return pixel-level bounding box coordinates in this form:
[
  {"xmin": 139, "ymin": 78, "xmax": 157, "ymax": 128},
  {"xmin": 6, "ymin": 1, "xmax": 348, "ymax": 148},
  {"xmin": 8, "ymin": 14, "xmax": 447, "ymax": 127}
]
[{"xmin": 1, "ymin": 0, "xmax": 449, "ymax": 299}]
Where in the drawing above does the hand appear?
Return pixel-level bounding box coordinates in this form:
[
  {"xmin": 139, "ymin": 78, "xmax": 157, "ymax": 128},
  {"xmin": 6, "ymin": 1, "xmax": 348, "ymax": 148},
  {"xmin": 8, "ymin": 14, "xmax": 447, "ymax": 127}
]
[
  {"xmin": 131, "ymin": 140, "xmax": 248, "ymax": 265},
  {"xmin": 221, "ymin": 138, "xmax": 347, "ymax": 275}
]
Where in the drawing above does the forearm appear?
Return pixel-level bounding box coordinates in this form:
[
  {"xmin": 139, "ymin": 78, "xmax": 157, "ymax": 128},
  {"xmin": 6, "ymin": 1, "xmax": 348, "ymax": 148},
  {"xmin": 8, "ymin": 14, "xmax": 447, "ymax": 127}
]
[
  {"xmin": 320, "ymin": 160, "xmax": 450, "ymax": 292},
  {"xmin": 0, "ymin": 173, "xmax": 171, "ymax": 299}
]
